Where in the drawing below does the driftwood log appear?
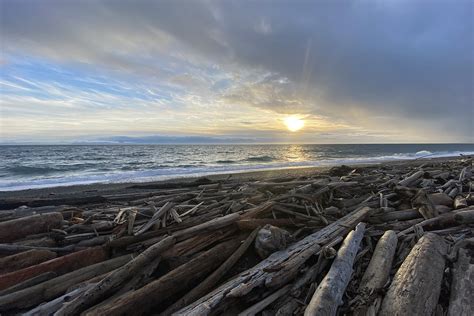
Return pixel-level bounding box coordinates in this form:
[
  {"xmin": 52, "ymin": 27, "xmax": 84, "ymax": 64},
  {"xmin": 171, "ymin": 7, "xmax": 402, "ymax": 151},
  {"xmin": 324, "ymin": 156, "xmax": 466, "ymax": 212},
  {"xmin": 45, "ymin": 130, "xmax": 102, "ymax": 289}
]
[
  {"xmin": 379, "ymin": 233, "xmax": 447, "ymax": 315},
  {"xmin": 304, "ymin": 222, "xmax": 366, "ymax": 316},
  {"xmin": 0, "ymin": 212, "xmax": 63, "ymax": 242},
  {"xmin": 448, "ymin": 248, "xmax": 474, "ymax": 316}
]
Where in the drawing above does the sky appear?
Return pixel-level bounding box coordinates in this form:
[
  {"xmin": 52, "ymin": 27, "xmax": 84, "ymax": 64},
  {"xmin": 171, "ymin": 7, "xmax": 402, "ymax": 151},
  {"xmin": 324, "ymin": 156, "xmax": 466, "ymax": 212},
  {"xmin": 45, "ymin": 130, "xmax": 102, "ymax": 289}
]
[{"xmin": 0, "ymin": 0, "xmax": 473, "ymax": 144}]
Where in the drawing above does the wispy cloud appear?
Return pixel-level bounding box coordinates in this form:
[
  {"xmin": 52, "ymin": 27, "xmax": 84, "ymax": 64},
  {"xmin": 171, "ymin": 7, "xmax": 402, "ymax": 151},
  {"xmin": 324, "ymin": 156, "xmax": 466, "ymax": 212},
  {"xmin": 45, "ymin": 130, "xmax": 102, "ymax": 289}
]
[{"xmin": 1, "ymin": 0, "xmax": 472, "ymax": 143}]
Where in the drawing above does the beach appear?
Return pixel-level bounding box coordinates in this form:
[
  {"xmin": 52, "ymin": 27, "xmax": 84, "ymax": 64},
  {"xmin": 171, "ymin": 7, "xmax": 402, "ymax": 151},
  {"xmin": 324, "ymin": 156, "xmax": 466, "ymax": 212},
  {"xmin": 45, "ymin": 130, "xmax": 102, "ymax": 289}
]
[{"xmin": 0, "ymin": 155, "xmax": 473, "ymax": 315}]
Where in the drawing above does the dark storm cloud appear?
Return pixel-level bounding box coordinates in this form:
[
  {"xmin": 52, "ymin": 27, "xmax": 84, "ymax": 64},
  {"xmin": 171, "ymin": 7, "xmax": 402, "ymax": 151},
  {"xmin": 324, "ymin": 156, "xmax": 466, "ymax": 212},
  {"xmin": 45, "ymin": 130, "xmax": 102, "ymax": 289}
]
[{"xmin": 1, "ymin": 0, "xmax": 473, "ymax": 141}]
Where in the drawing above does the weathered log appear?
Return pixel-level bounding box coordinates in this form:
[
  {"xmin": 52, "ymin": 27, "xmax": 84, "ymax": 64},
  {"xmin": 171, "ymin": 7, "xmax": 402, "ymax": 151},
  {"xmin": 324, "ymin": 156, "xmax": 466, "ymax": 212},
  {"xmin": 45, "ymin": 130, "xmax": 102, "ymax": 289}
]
[
  {"xmin": 0, "ymin": 212, "xmax": 63, "ymax": 242},
  {"xmin": 176, "ymin": 206, "xmax": 371, "ymax": 316},
  {"xmin": 55, "ymin": 236, "xmax": 176, "ymax": 315},
  {"xmin": 353, "ymin": 230, "xmax": 398, "ymax": 316},
  {"xmin": 23, "ymin": 283, "xmax": 95, "ymax": 316},
  {"xmin": 368, "ymin": 209, "xmax": 420, "ymax": 224},
  {"xmin": 398, "ymin": 170, "xmax": 424, "ymax": 186},
  {"xmin": 0, "ymin": 246, "xmax": 107, "ymax": 291},
  {"xmin": 448, "ymin": 248, "xmax": 474, "ymax": 316},
  {"xmin": 173, "ymin": 212, "xmax": 240, "ymax": 240},
  {"xmin": 0, "ymin": 254, "xmax": 132, "ymax": 312},
  {"xmin": 237, "ymin": 218, "xmax": 300, "ymax": 230},
  {"xmin": 164, "ymin": 229, "xmax": 258, "ymax": 315},
  {"xmin": 379, "ymin": 233, "xmax": 447, "ymax": 315},
  {"xmin": 304, "ymin": 223, "xmax": 366, "ymax": 316},
  {"xmin": 0, "ymin": 195, "xmax": 107, "ymax": 210},
  {"xmin": 454, "ymin": 208, "xmax": 474, "ymax": 224},
  {"xmin": 134, "ymin": 202, "xmax": 174, "ymax": 235},
  {"xmin": 0, "ymin": 243, "xmax": 75, "ymax": 255},
  {"xmin": 238, "ymin": 284, "xmax": 291, "ymax": 316},
  {"xmin": 0, "ymin": 249, "xmax": 57, "ymax": 274},
  {"xmin": 84, "ymin": 238, "xmax": 241, "ymax": 316},
  {"xmin": 429, "ymin": 192, "xmax": 453, "ymax": 206},
  {"xmin": 0, "ymin": 271, "xmax": 57, "ymax": 296}
]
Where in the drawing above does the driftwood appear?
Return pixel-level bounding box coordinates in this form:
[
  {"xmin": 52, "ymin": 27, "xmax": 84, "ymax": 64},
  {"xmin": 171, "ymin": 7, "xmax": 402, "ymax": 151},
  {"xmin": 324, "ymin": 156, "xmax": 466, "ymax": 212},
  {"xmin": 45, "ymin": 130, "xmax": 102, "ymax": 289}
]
[
  {"xmin": 353, "ymin": 230, "xmax": 398, "ymax": 315},
  {"xmin": 448, "ymin": 248, "xmax": 474, "ymax": 316},
  {"xmin": 55, "ymin": 236, "xmax": 176, "ymax": 315},
  {"xmin": 0, "ymin": 157, "xmax": 471, "ymax": 314},
  {"xmin": 84, "ymin": 239, "xmax": 242, "ymax": 316},
  {"xmin": 379, "ymin": 233, "xmax": 447, "ymax": 315},
  {"xmin": 304, "ymin": 223, "xmax": 366, "ymax": 316},
  {"xmin": 175, "ymin": 206, "xmax": 371, "ymax": 315},
  {"xmin": 0, "ymin": 254, "xmax": 132, "ymax": 312},
  {"xmin": 164, "ymin": 229, "xmax": 259, "ymax": 315},
  {"xmin": 0, "ymin": 246, "xmax": 107, "ymax": 291},
  {"xmin": 0, "ymin": 249, "xmax": 57, "ymax": 274},
  {"xmin": 0, "ymin": 212, "xmax": 63, "ymax": 242}
]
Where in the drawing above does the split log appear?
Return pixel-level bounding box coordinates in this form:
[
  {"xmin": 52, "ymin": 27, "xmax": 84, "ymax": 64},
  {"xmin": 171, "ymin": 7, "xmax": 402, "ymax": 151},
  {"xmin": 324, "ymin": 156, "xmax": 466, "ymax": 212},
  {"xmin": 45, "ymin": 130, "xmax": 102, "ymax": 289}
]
[
  {"xmin": 0, "ymin": 249, "xmax": 57, "ymax": 274},
  {"xmin": 379, "ymin": 233, "xmax": 447, "ymax": 315},
  {"xmin": 164, "ymin": 229, "xmax": 259, "ymax": 315},
  {"xmin": 0, "ymin": 246, "xmax": 107, "ymax": 291},
  {"xmin": 55, "ymin": 236, "xmax": 176, "ymax": 315},
  {"xmin": 413, "ymin": 189, "xmax": 438, "ymax": 219},
  {"xmin": 0, "ymin": 212, "xmax": 63, "ymax": 242},
  {"xmin": 134, "ymin": 202, "xmax": 174, "ymax": 236},
  {"xmin": 304, "ymin": 222, "xmax": 366, "ymax": 316},
  {"xmin": 454, "ymin": 195, "xmax": 468, "ymax": 209},
  {"xmin": 175, "ymin": 206, "xmax": 371, "ymax": 316},
  {"xmin": 0, "ymin": 254, "xmax": 132, "ymax": 312},
  {"xmin": 448, "ymin": 248, "xmax": 474, "ymax": 316},
  {"xmin": 353, "ymin": 230, "xmax": 398, "ymax": 315},
  {"xmin": 84, "ymin": 238, "xmax": 241, "ymax": 316}
]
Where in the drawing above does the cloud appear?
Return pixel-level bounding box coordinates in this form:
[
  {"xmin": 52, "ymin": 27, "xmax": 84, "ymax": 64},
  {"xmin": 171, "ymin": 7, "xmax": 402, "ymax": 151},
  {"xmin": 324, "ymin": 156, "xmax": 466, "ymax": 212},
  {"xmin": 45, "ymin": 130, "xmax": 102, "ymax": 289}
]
[{"xmin": 1, "ymin": 0, "xmax": 472, "ymax": 142}]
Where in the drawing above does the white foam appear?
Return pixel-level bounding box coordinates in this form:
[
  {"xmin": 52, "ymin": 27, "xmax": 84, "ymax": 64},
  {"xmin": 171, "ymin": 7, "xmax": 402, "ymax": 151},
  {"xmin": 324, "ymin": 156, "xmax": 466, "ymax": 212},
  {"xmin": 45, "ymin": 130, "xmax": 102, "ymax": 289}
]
[{"xmin": 1, "ymin": 150, "xmax": 472, "ymax": 192}]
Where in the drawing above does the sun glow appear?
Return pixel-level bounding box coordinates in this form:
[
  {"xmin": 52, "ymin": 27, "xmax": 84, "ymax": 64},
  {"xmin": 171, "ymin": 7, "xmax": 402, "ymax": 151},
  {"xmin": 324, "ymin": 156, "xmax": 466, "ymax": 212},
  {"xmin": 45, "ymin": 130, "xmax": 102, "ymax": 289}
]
[{"xmin": 284, "ymin": 116, "xmax": 305, "ymax": 132}]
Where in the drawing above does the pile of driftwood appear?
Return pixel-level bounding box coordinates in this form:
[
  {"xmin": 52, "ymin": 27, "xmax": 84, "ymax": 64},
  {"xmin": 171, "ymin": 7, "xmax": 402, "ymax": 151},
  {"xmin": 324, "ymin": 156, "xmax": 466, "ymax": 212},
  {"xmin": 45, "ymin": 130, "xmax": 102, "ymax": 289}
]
[{"xmin": 0, "ymin": 157, "xmax": 473, "ymax": 315}]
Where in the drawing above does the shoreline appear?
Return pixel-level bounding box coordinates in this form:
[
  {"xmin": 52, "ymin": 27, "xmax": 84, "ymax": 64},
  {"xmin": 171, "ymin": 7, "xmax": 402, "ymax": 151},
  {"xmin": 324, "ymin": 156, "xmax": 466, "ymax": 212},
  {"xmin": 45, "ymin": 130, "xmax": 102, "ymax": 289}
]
[{"xmin": 0, "ymin": 155, "xmax": 469, "ymax": 199}]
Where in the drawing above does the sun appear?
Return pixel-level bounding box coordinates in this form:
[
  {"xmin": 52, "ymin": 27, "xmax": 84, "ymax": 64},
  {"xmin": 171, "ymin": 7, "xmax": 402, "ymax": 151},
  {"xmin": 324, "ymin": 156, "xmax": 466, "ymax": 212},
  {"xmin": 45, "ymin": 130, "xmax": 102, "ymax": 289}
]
[{"xmin": 284, "ymin": 116, "xmax": 305, "ymax": 132}]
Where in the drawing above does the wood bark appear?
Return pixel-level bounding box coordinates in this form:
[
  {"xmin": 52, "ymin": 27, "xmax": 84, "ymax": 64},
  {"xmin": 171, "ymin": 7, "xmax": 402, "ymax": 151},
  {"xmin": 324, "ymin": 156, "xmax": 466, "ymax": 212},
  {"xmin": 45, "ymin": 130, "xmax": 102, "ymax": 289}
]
[
  {"xmin": 448, "ymin": 248, "xmax": 474, "ymax": 316},
  {"xmin": 0, "ymin": 249, "xmax": 57, "ymax": 274},
  {"xmin": 55, "ymin": 236, "xmax": 176, "ymax": 315},
  {"xmin": 0, "ymin": 246, "xmax": 107, "ymax": 291},
  {"xmin": 304, "ymin": 222, "xmax": 366, "ymax": 316},
  {"xmin": 0, "ymin": 254, "xmax": 132, "ymax": 312},
  {"xmin": 0, "ymin": 212, "xmax": 63, "ymax": 242},
  {"xmin": 84, "ymin": 238, "xmax": 242, "ymax": 316},
  {"xmin": 379, "ymin": 233, "xmax": 447, "ymax": 316}
]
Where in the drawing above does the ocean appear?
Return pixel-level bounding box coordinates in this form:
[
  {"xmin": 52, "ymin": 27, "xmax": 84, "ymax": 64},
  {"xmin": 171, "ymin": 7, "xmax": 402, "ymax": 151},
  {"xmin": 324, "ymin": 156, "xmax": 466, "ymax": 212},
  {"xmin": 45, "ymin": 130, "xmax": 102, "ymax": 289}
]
[{"xmin": 0, "ymin": 143, "xmax": 473, "ymax": 191}]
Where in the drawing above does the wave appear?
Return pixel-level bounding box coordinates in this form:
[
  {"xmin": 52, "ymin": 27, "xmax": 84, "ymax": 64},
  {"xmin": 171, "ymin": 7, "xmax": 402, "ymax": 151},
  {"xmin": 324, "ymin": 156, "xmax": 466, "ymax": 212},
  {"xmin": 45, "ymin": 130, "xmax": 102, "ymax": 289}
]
[
  {"xmin": 245, "ymin": 155, "xmax": 275, "ymax": 162},
  {"xmin": 1, "ymin": 150, "xmax": 473, "ymax": 192}
]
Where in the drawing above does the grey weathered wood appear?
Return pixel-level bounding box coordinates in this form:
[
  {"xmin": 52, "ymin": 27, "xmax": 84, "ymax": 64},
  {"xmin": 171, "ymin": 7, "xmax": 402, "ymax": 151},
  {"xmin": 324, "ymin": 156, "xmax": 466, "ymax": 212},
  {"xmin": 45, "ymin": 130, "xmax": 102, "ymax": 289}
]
[
  {"xmin": 448, "ymin": 248, "xmax": 474, "ymax": 316},
  {"xmin": 238, "ymin": 284, "xmax": 291, "ymax": 316},
  {"xmin": 175, "ymin": 206, "xmax": 371, "ymax": 316},
  {"xmin": 379, "ymin": 233, "xmax": 447, "ymax": 316},
  {"xmin": 353, "ymin": 230, "xmax": 398, "ymax": 316},
  {"xmin": 84, "ymin": 239, "xmax": 241, "ymax": 316},
  {"xmin": 398, "ymin": 170, "xmax": 424, "ymax": 187},
  {"xmin": 304, "ymin": 222, "xmax": 366, "ymax": 316}
]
